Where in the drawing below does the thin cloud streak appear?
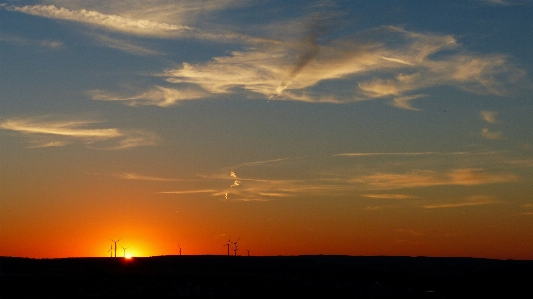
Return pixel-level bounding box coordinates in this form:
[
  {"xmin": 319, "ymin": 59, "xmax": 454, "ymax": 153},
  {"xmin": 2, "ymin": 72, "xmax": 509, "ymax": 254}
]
[
  {"xmin": 424, "ymin": 196, "xmax": 498, "ymax": 209},
  {"xmin": 362, "ymin": 194, "xmax": 416, "ymax": 199},
  {"xmin": 0, "ymin": 32, "xmax": 64, "ymax": 49},
  {"xmin": 159, "ymin": 190, "xmax": 216, "ymax": 194},
  {"xmin": 90, "ymin": 33, "xmax": 161, "ymax": 56},
  {"xmin": 5, "ymin": 3, "xmax": 278, "ymax": 45},
  {"xmin": 116, "ymin": 172, "xmax": 201, "ymax": 182},
  {"xmin": 7, "ymin": 4, "xmax": 191, "ymax": 37},
  {"xmin": 0, "ymin": 116, "xmax": 158, "ymax": 149},
  {"xmin": 334, "ymin": 151, "xmax": 456, "ymax": 157},
  {"xmin": 1, "ymin": 118, "xmax": 121, "ymax": 138},
  {"xmin": 357, "ymin": 169, "xmax": 517, "ymax": 189},
  {"xmin": 91, "ymin": 86, "xmax": 207, "ymax": 107}
]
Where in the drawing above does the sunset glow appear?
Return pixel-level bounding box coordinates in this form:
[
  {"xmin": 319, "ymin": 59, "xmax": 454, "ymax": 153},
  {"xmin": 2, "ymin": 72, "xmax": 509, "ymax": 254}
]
[{"xmin": 1, "ymin": 0, "xmax": 532, "ymax": 260}]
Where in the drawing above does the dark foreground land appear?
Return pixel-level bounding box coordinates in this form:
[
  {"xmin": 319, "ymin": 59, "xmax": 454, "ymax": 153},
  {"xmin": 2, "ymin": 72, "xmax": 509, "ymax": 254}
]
[{"xmin": 1, "ymin": 255, "xmax": 532, "ymax": 298}]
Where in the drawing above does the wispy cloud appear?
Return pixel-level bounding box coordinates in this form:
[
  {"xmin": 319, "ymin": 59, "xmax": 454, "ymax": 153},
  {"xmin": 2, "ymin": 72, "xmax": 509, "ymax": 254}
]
[
  {"xmin": 159, "ymin": 190, "xmax": 216, "ymax": 194},
  {"xmin": 4, "ymin": 2, "xmax": 274, "ymax": 44},
  {"xmin": 115, "ymin": 172, "xmax": 199, "ymax": 182},
  {"xmin": 6, "ymin": 4, "xmax": 191, "ymax": 37},
  {"xmin": 481, "ymin": 110, "xmax": 498, "ymax": 124},
  {"xmin": 0, "ymin": 32, "xmax": 64, "ymax": 49},
  {"xmin": 151, "ymin": 153, "xmax": 521, "ymax": 201},
  {"xmin": 363, "ymin": 205, "xmax": 397, "ymax": 211},
  {"xmin": 357, "ymin": 168, "xmax": 517, "ymax": 189},
  {"xmin": 91, "ymin": 86, "xmax": 207, "ymax": 107},
  {"xmin": 362, "ymin": 194, "xmax": 416, "ymax": 199},
  {"xmin": 334, "ymin": 151, "xmax": 462, "ymax": 157},
  {"xmin": 424, "ymin": 195, "xmax": 498, "ymax": 209},
  {"xmin": 505, "ymin": 159, "xmax": 533, "ymax": 168},
  {"xmin": 89, "ymin": 33, "xmax": 161, "ymax": 56},
  {"xmin": 0, "ymin": 116, "xmax": 158, "ymax": 149},
  {"xmin": 158, "ymin": 26, "xmax": 524, "ymax": 105},
  {"xmin": 391, "ymin": 95, "xmax": 425, "ymax": 111},
  {"xmin": 481, "ymin": 128, "xmax": 503, "ymax": 140},
  {"xmin": 4, "ymin": 3, "xmax": 528, "ymax": 107},
  {"xmin": 482, "ymin": 0, "xmax": 519, "ymax": 6}
]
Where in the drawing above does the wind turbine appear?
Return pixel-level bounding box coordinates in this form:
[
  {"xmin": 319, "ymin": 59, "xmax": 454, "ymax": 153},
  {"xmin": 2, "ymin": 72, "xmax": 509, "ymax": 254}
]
[
  {"xmin": 108, "ymin": 245, "xmax": 113, "ymax": 257},
  {"xmin": 178, "ymin": 244, "xmax": 181, "ymax": 256},
  {"xmin": 223, "ymin": 238, "xmax": 231, "ymax": 256},
  {"xmin": 233, "ymin": 237, "xmax": 240, "ymax": 256},
  {"xmin": 110, "ymin": 238, "xmax": 122, "ymax": 257},
  {"xmin": 246, "ymin": 249, "xmax": 250, "ymax": 257},
  {"xmin": 121, "ymin": 246, "xmax": 129, "ymax": 257}
]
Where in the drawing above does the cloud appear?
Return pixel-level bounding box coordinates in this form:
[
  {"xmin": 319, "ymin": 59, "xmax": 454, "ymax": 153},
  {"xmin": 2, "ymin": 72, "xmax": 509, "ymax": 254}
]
[
  {"xmin": 5, "ymin": 3, "xmax": 528, "ymax": 107},
  {"xmin": 505, "ymin": 159, "xmax": 533, "ymax": 168},
  {"xmin": 6, "ymin": 4, "xmax": 191, "ymax": 37},
  {"xmin": 357, "ymin": 168, "xmax": 517, "ymax": 189},
  {"xmin": 115, "ymin": 172, "xmax": 199, "ymax": 182},
  {"xmin": 0, "ymin": 32, "xmax": 64, "ymax": 49},
  {"xmin": 481, "ymin": 110, "xmax": 498, "ymax": 124},
  {"xmin": 158, "ymin": 153, "xmax": 521, "ymax": 201},
  {"xmin": 482, "ymin": 0, "xmax": 516, "ymax": 6},
  {"xmin": 481, "ymin": 128, "xmax": 503, "ymax": 140},
  {"xmin": 150, "ymin": 26, "xmax": 525, "ymax": 107},
  {"xmin": 334, "ymin": 151, "xmax": 460, "ymax": 157},
  {"xmin": 91, "ymin": 86, "xmax": 207, "ymax": 107},
  {"xmin": 159, "ymin": 190, "xmax": 216, "ymax": 194},
  {"xmin": 363, "ymin": 205, "xmax": 396, "ymax": 211},
  {"xmin": 424, "ymin": 195, "xmax": 498, "ymax": 209},
  {"xmin": 41, "ymin": 0, "xmax": 247, "ymax": 24},
  {"xmin": 89, "ymin": 33, "xmax": 161, "ymax": 55},
  {"xmin": 0, "ymin": 116, "xmax": 158, "ymax": 149},
  {"xmin": 5, "ymin": 2, "xmax": 274, "ymax": 44},
  {"xmin": 362, "ymin": 194, "xmax": 416, "ymax": 199},
  {"xmin": 390, "ymin": 95, "xmax": 425, "ymax": 111}
]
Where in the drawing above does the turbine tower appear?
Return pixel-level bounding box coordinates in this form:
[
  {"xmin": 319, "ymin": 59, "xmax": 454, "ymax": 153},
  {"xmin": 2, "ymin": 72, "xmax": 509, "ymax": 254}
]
[
  {"xmin": 224, "ymin": 238, "xmax": 231, "ymax": 256},
  {"xmin": 233, "ymin": 237, "xmax": 240, "ymax": 256},
  {"xmin": 121, "ymin": 246, "xmax": 129, "ymax": 257},
  {"xmin": 110, "ymin": 238, "xmax": 122, "ymax": 257},
  {"xmin": 246, "ymin": 249, "xmax": 250, "ymax": 257},
  {"xmin": 178, "ymin": 244, "xmax": 182, "ymax": 256}
]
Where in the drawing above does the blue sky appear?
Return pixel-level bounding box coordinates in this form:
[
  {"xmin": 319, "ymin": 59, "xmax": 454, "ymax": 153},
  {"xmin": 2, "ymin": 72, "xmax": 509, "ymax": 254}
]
[{"xmin": 1, "ymin": 0, "xmax": 533, "ymax": 258}]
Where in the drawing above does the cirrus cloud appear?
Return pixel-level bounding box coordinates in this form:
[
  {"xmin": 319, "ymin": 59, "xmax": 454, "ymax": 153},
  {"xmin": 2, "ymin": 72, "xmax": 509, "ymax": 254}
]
[
  {"xmin": 99, "ymin": 25, "xmax": 526, "ymax": 108},
  {"xmin": 356, "ymin": 168, "xmax": 517, "ymax": 189},
  {"xmin": 0, "ymin": 116, "xmax": 158, "ymax": 149}
]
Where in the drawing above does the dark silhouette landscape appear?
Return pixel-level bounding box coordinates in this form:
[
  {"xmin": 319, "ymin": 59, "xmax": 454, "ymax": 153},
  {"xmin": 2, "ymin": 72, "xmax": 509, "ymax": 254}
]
[{"xmin": 1, "ymin": 255, "xmax": 532, "ymax": 298}]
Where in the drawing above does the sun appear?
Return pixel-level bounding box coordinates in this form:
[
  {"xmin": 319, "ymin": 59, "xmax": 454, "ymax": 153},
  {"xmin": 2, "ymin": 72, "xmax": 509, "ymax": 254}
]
[{"xmin": 125, "ymin": 254, "xmax": 132, "ymax": 259}]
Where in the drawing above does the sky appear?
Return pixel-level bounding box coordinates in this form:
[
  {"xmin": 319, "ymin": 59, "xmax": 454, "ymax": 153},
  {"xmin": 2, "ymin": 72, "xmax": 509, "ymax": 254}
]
[{"xmin": 1, "ymin": 0, "xmax": 533, "ymax": 260}]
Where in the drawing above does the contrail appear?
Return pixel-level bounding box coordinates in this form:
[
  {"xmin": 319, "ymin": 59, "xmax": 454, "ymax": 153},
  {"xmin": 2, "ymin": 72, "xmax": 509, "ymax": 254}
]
[{"xmin": 275, "ymin": 11, "xmax": 332, "ymax": 96}]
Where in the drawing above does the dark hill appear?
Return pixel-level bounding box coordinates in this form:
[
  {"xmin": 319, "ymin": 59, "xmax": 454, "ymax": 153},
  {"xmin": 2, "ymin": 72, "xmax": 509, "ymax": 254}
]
[{"xmin": 1, "ymin": 255, "xmax": 532, "ymax": 298}]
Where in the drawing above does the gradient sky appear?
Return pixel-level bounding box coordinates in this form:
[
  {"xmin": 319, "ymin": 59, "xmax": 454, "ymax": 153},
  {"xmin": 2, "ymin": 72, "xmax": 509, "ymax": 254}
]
[{"xmin": 1, "ymin": 0, "xmax": 533, "ymax": 259}]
